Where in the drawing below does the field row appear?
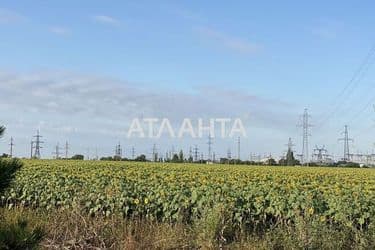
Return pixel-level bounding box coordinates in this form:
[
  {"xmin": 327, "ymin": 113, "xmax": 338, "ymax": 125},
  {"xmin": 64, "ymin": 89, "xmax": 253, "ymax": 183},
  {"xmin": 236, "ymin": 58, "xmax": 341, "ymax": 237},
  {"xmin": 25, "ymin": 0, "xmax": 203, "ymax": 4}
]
[{"xmin": 2, "ymin": 160, "xmax": 375, "ymax": 228}]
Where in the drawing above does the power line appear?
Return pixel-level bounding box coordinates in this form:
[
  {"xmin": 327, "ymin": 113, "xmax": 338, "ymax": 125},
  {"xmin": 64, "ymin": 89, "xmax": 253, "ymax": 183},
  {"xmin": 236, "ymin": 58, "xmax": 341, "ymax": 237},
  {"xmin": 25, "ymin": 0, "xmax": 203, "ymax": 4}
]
[{"xmin": 317, "ymin": 43, "xmax": 375, "ymax": 129}]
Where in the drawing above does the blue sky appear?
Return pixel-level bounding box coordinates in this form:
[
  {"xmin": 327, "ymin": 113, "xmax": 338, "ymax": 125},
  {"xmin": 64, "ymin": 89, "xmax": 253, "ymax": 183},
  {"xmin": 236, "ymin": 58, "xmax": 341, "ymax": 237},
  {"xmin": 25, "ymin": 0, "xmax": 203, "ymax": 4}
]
[{"xmin": 1, "ymin": 1, "xmax": 375, "ymax": 160}]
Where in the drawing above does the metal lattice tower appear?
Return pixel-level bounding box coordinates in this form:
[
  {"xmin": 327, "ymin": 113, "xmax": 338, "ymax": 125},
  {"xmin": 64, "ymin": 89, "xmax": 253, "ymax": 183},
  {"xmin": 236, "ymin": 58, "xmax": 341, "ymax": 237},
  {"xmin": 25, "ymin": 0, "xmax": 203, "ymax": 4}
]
[
  {"xmin": 286, "ymin": 138, "xmax": 295, "ymax": 152},
  {"xmin": 193, "ymin": 145, "xmax": 199, "ymax": 162},
  {"xmin": 298, "ymin": 109, "xmax": 312, "ymax": 164},
  {"xmin": 132, "ymin": 147, "xmax": 135, "ymax": 160},
  {"xmin": 95, "ymin": 147, "xmax": 98, "ymax": 160},
  {"xmin": 64, "ymin": 141, "xmax": 69, "ymax": 159},
  {"xmin": 52, "ymin": 143, "xmax": 61, "ymax": 159},
  {"xmin": 338, "ymin": 125, "xmax": 353, "ymax": 161},
  {"xmin": 32, "ymin": 130, "xmax": 44, "ymax": 159},
  {"xmin": 152, "ymin": 144, "xmax": 158, "ymax": 162},
  {"xmin": 227, "ymin": 148, "xmax": 232, "ymax": 160},
  {"xmin": 207, "ymin": 134, "xmax": 213, "ymax": 161},
  {"xmin": 115, "ymin": 142, "xmax": 122, "ymax": 158},
  {"xmin": 313, "ymin": 145, "xmax": 328, "ymax": 163},
  {"xmin": 9, "ymin": 137, "xmax": 14, "ymax": 158}
]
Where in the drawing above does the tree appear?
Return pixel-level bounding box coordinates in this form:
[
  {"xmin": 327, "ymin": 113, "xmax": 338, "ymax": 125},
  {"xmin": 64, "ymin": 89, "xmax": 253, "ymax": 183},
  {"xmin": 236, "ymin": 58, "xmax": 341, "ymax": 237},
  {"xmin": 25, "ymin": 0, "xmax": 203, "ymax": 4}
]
[
  {"xmin": 71, "ymin": 154, "xmax": 84, "ymax": 160},
  {"xmin": 265, "ymin": 158, "xmax": 277, "ymax": 166},
  {"xmin": 135, "ymin": 154, "xmax": 147, "ymax": 162},
  {"xmin": 188, "ymin": 155, "xmax": 193, "ymax": 163},
  {"xmin": 171, "ymin": 153, "xmax": 179, "ymax": 163},
  {"xmin": 178, "ymin": 150, "xmax": 184, "ymax": 162}
]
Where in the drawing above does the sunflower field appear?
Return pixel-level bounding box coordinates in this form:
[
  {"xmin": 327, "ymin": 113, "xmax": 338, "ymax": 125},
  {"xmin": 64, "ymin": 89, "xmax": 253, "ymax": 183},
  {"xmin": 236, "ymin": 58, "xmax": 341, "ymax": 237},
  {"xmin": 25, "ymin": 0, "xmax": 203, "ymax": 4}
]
[{"xmin": 2, "ymin": 160, "xmax": 375, "ymax": 230}]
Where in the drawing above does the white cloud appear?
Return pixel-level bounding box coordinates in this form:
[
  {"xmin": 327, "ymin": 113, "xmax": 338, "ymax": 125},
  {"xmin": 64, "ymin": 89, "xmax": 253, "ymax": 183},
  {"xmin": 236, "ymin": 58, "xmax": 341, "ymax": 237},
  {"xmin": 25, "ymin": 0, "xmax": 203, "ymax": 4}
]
[
  {"xmin": 0, "ymin": 70, "xmax": 293, "ymax": 129},
  {"xmin": 0, "ymin": 8, "xmax": 25, "ymax": 24},
  {"xmin": 196, "ymin": 26, "xmax": 261, "ymax": 55},
  {"xmin": 49, "ymin": 26, "xmax": 71, "ymax": 36},
  {"xmin": 0, "ymin": 70, "xmax": 297, "ymax": 158},
  {"xmin": 92, "ymin": 15, "xmax": 120, "ymax": 26}
]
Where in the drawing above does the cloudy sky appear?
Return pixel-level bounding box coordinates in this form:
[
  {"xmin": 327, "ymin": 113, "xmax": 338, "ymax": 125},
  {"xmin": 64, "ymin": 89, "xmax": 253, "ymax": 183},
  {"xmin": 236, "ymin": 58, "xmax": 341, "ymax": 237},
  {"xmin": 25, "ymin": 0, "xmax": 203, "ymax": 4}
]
[{"xmin": 1, "ymin": 1, "xmax": 375, "ymax": 160}]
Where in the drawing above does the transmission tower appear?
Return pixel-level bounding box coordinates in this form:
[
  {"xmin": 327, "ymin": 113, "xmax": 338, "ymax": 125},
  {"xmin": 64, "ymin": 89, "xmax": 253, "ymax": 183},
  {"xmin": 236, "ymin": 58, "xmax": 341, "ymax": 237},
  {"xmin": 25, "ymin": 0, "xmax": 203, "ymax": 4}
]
[
  {"xmin": 338, "ymin": 125, "xmax": 353, "ymax": 161},
  {"xmin": 193, "ymin": 145, "xmax": 199, "ymax": 162},
  {"xmin": 115, "ymin": 142, "xmax": 122, "ymax": 158},
  {"xmin": 207, "ymin": 134, "xmax": 213, "ymax": 161},
  {"xmin": 298, "ymin": 109, "xmax": 312, "ymax": 165},
  {"xmin": 132, "ymin": 147, "xmax": 135, "ymax": 159},
  {"xmin": 32, "ymin": 130, "xmax": 44, "ymax": 159},
  {"xmin": 52, "ymin": 143, "xmax": 61, "ymax": 159},
  {"xmin": 227, "ymin": 148, "xmax": 232, "ymax": 160},
  {"xmin": 64, "ymin": 141, "xmax": 69, "ymax": 159},
  {"xmin": 286, "ymin": 137, "xmax": 295, "ymax": 152},
  {"xmin": 313, "ymin": 145, "xmax": 329, "ymax": 163},
  {"xmin": 9, "ymin": 137, "xmax": 14, "ymax": 158},
  {"xmin": 152, "ymin": 144, "xmax": 158, "ymax": 162}
]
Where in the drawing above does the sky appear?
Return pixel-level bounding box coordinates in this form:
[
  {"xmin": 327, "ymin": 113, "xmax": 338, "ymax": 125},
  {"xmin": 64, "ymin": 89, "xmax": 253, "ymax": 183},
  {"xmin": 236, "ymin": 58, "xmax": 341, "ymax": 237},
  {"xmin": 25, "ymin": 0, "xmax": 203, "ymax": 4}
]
[{"xmin": 1, "ymin": 1, "xmax": 375, "ymax": 160}]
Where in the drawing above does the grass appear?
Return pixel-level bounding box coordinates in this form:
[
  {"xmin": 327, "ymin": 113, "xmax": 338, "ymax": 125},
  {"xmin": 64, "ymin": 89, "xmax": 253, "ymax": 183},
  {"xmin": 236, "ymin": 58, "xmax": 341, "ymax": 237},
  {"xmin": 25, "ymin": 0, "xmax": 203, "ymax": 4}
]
[{"xmin": 0, "ymin": 207, "xmax": 374, "ymax": 250}]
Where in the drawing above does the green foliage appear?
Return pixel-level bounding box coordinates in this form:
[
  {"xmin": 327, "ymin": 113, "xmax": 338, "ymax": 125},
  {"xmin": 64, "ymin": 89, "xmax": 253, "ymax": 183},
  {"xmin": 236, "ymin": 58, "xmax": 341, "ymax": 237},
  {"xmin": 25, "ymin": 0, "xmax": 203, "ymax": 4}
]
[
  {"xmin": 0, "ymin": 153, "xmax": 43, "ymax": 250},
  {"xmin": 71, "ymin": 154, "xmax": 84, "ymax": 160},
  {"xmin": 0, "ymin": 159, "xmax": 22, "ymax": 193},
  {"xmin": 0, "ymin": 219, "xmax": 44, "ymax": 250},
  {"xmin": 3, "ymin": 160, "xmax": 374, "ymax": 235},
  {"xmin": 171, "ymin": 153, "xmax": 180, "ymax": 163},
  {"xmin": 135, "ymin": 154, "xmax": 147, "ymax": 162}
]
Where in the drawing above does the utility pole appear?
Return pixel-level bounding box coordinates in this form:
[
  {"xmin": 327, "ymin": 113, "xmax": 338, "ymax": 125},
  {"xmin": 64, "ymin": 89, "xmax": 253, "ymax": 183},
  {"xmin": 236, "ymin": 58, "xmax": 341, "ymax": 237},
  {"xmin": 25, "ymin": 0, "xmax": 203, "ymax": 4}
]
[
  {"xmin": 32, "ymin": 130, "xmax": 44, "ymax": 159},
  {"xmin": 338, "ymin": 125, "xmax": 353, "ymax": 161},
  {"xmin": 298, "ymin": 109, "xmax": 312, "ymax": 165},
  {"xmin": 237, "ymin": 137, "xmax": 241, "ymax": 161},
  {"xmin": 9, "ymin": 137, "xmax": 14, "ymax": 158},
  {"xmin": 207, "ymin": 134, "xmax": 213, "ymax": 161}
]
